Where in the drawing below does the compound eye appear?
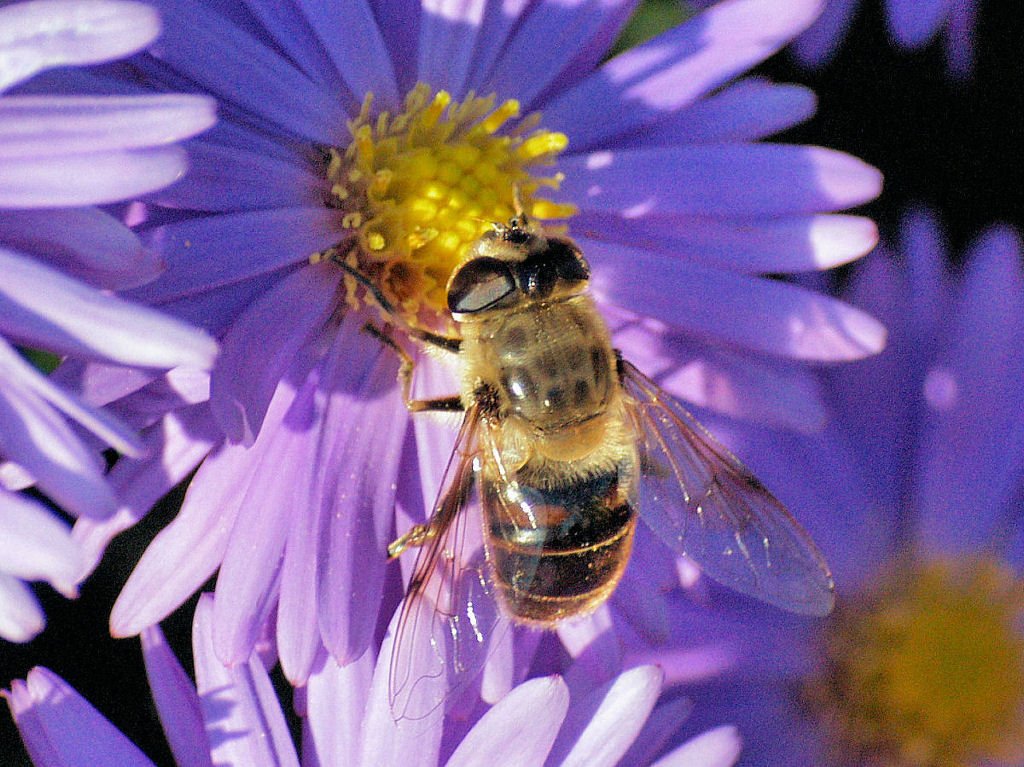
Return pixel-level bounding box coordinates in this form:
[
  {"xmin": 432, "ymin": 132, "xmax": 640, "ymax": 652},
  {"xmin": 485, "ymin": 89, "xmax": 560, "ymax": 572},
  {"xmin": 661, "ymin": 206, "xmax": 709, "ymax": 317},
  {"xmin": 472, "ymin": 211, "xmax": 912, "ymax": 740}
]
[{"xmin": 448, "ymin": 257, "xmax": 517, "ymax": 314}]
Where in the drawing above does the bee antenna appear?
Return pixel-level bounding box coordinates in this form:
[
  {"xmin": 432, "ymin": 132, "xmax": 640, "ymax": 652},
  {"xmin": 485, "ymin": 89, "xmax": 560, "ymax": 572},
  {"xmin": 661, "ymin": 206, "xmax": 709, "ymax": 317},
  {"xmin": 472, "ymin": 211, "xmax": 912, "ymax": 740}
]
[{"xmin": 511, "ymin": 184, "xmax": 530, "ymax": 229}]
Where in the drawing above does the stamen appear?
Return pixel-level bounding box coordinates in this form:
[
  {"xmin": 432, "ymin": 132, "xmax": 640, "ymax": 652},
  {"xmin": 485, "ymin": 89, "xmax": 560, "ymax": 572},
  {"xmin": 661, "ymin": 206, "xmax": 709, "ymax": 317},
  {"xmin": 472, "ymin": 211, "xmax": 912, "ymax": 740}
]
[{"xmin": 316, "ymin": 83, "xmax": 575, "ymax": 323}]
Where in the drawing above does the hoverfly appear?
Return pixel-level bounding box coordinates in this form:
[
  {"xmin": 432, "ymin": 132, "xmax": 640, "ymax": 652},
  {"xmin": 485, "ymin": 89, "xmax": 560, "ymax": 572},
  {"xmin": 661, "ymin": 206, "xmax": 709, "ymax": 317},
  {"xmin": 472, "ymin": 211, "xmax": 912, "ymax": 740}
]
[{"xmin": 347, "ymin": 213, "xmax": 834, "ymax": 720}]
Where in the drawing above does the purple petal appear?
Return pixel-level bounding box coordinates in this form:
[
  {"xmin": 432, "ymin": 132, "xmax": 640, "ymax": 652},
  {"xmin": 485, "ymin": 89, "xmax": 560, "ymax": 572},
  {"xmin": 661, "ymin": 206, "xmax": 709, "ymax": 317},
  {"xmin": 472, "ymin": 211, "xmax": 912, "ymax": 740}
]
[
  {"xmin": 790, "ymin": 0, "xmax": 857, "ymax": 68},
  {"xmin": 555, "ymin": 145, "xmax": 882, "ymax": 217},
  {"xmin": 0, "ymin": 574, "xmax": 45, "ymax": 642},
  {"xmin": 541, "ymin": 0, "xmax": 823, "ymax": 150},
  {"xmin": 916, "ymin": 226, "xmax": 1024, "ymax": 555},
  {"xmin": 211, "ymin": 265, "xmax": 339, "ymax": 444},
  {"xmin": 623, "ymin": 79, "xmax": 816, "ymax": 147},
  {"xmin": 547, "ymin": 666, "xmax": 663, "ymax": 767},
  {"xmin": 304, "ymin": 650, "xmax": 374, "ymax": 766},
  {"xmin": 360, "ymin": 604, "xmax": 445, "ymax": 767},
  {"xmin": 943, "ymin": 0, "xmax": 975, "ymax": 80},
  {"xmin": 0, "ymin": 335, "xmax": 141, "ymax": 455},
  {"xmin": 589, "ymin": 240, "xmax": 887, "ymax": 361},
  {"xmin": 609, "ymin": 313, "xmax": 828, "ymax": 432},
  {"xmin": 0, "ymin": 246, "xmax": 218, "ymax": 369},
  {"xmin": 192, "ymin": 596, "xmax": 300, "ymax": 767},
  {"xmin": 368, "ymin": 0, "xmax": 421, "ymax": 93},
  {"xmin": 155, "ymin": 139, "xmax": 322, "ymax": 212},
  {"xmin": 0, "ymin": 208, "xmax": 160, "ymax": 290},
  {"xmin": 299, "ymin": 0, "xmax": 399, "ymax": 110},
  {"xmin": 0, "ymin": 344, "xmax": 118, "ymax": 518},
  {"xmin": 444, "ymin": 676, "xmax": 570, "ymax": 767},
  {"xmin": 4, "ymin": 667, "xmax": 157, "ymax": 767},
  {"xmin": 417, "ymin": 0, "xmax": 487, "ymax": 95},
  {"xmin": 576, "ymin": 212, "xmax": 877, "ymax": 273},
  {"xmin": 476, "ymin": 0, "xmax": 638, "ymax": 110},
  {"xmin": 109, "ymin": 436, "xmax": 253, "ymax": 636},
  {"xmin": 617, "ymin": 697, "xmax": 694, "ymax": 767},
  {"xmin": 74, "ymin": 403, "xmax": 218, "ymax": 582},
  {"xmin": 316, "ymin": 314, "xmax": 408, "ymax": 664},
  {"xmin": 131, "ymin": 207, "xmax": 340, "ymax": 305},
  {"xmin": 0, "ymin": 489, "xmax": 80, "ymax": 596},
  {"xmin": 0, "ymin": 94, "xmax": 216, "ymax": 157},
  {"xmin": 651, "ymin": 725, "xmax": 742, "ymax": 767},
  {"xmin": 141, "ymin": 626, "xmax": 214, "ymax": 767},
  {"xmin": 458, "ymin": 0, "xmax": 530, "ymax": 98},
  {"xmin": 0, "ymin": 0, "xmax": 159, "ymax": 91},
  {"xmin": 886, "ymin": 0, "xmax": 949, "ymax": 48},
  {"xmin": 212, "ymin": 375, "xmax": 313, "ymax": 665},
  {"xmin": 0, "ymin": 146, "xmax": 191, "ymax": 207},
  {"xmin": 143, "ymin": 0, "xmax": 344, "ymax": 145}
]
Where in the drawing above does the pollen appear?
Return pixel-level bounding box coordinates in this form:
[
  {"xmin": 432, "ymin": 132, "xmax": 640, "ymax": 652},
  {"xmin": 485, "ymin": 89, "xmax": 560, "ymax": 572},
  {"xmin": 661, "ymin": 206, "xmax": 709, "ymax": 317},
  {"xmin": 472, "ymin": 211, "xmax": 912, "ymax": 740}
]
[
  {"xmin": 316, "ymin": 84, "xmax": 575, "ymax": 321},
  {"xmin": 806, "ymin": 556, "xmax": 1024, "ymax": 767}
]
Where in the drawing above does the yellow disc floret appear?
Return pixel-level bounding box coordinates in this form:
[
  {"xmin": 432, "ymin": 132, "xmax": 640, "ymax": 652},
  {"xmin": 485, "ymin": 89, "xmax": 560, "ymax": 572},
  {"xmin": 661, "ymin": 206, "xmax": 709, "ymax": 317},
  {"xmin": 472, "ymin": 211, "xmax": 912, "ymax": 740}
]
[
  {"xmin": 314, "ymin": 84, "xmax": 575, "ymax": 322},
  {"xmin": 806, "ymin": 556, "xmax": 1024, "ymax": 767}
]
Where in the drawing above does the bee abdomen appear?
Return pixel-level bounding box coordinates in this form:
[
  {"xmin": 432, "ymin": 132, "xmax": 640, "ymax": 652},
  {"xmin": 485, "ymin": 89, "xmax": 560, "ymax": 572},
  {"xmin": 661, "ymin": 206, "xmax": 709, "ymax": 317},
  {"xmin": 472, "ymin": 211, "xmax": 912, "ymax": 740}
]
[{"xmin": 483, "ymin": 469, "xmax": 636, "ymax": 624}]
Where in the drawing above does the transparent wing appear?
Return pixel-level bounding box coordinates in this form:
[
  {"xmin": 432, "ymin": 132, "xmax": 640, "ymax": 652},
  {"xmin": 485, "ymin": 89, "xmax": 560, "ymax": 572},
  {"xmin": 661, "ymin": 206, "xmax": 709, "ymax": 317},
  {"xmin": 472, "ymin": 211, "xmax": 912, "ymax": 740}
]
[
  {"xmin": 620, "ymin": 360, "xmax": 835, "ymax": 616},
  {"xmin": 387, "ymin": 406, "xmax": 509, "ymax": 721}
]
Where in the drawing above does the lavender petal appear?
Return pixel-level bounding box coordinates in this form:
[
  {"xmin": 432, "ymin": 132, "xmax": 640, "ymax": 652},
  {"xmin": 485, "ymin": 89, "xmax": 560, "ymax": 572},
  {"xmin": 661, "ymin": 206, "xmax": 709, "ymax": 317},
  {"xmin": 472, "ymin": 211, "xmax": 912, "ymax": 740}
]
[{"xmin": 0, "ymin": 573, "xmax": 45, "ymax": 642}]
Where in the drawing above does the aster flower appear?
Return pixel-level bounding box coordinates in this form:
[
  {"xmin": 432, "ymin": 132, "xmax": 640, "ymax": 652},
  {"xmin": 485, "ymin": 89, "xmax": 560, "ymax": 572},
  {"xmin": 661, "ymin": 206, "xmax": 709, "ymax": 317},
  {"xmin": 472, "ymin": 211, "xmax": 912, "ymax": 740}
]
[
  {"xmin": 4, "ymin": 593, "xmax": 743, "ymax": 766},
  {"xmin": 677, "ymin": 209, "xmax": 1024, "ymax": 765},
  {"xmin": 794, "ymin": 0, "xmax": 977, "ymax": 79},
  {"xmin": 0, "ymin": 0, "xmax": 217, "ymax": 642},
  {"xmin": 68, "ymin": 0, "xmax": 884, "ymax": 688}
]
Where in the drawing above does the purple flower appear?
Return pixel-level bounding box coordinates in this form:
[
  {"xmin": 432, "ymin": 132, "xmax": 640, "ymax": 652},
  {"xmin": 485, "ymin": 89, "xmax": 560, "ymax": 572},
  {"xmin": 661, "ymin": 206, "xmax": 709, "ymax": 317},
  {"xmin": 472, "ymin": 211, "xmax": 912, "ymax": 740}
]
[
  {"xmin": 4, "ymin": 593, "xmax": 743, "ymax": 767},
  {"xmin": 0, "ymin": 0, "xmax": 218, "ymax": 642},
  {"xmin": 677, "ymin": 208, "xmax": 1024, "ymax": 765},
  {"xmin": 793, "ymin": 0, "xmax": 977, "ymax": 78},
  {"xmin": 68, "ymin": 0, "xmax": 884, "ymax": 687}
]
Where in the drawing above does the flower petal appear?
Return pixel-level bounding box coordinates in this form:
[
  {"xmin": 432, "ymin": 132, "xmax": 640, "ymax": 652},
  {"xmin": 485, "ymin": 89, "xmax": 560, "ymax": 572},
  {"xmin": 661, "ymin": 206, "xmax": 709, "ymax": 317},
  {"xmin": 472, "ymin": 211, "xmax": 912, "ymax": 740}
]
[
  {"xmin": 444, "ymin": 675, "xmax": 570, "ymax": 767},
  {"xmin": 0, "ymin": 489, "xmax": 79, "ymax": 595},
  {"xmin": 0, "ymin": 146, "xmax": 192, "ymax": 208},
  {"xmin": 131, "ymin": 207, "xmax": 340, "ymax": 305},
  {"xmin": 316, "ymin": 314, "xmax": 407, "ymax": 665},
  {"xmin": 650, "ymin": 725, "xmax": 742, "ymax": 767},
  {"xmin": 0, "ymin": 94, "xmax": 216, "ymax": 158},
  {"xmin": 143, "ymin": 0, "xmax": 344, "ymax": 144},
  {"xmin": 548, "ymin": 665, "xmax": 663, "ymax": 767},
  {"xmin": 886, "ymin": 0, "xmax": 949, "ymax": 49},
  {"xmin": 141, "ymin": 626, "xmax": 214, "ymax": 767},
  {"xmin": 555, "ymin": 145, "xmax": 882, "ymax": 217},
  {"xmin": 619, "ymin": 79, "xmax": 816, "ymax": 147},
  {"xmin": 192, "ymin": 596, "xmax": 300, "ymax": 767},
  {"xmin": 0, "ymin": 0, "xmax": 159, "ymax": 92},
  {"xmin": 790, "ymin": 0, "xmax": 857, "ymax": 68},
  {"xmin": 916, "ymin": 226, "xmax": 1024, "ymax": 555},
  {"xmin": 576, "ymin": 212, "xmax": 877, "ymax": 274},
  {"xmin": 4, "ymin": 667, "xmax": 157, "ymax": 767},
  {"xmin": 541, "ymin": 0, "xmax": 823, "ymax": 150},
  {"xmin": 0, "ymin": 246, "xmax": 218, "ymax": 369},
  {"xmin": 0, "ymin": 207, "xmax": 160, "ymax": 290},
  {"xmin": 73, "ymin": 403, "xmax": 218, "ymax": 582},
  {"xmin": 417, "ymin": 0, "xmax": 488, "ymax": 96},
  {"xmin": 0, "ymin": 573, "xmax": 44, "ymax": 642},
  {"xmin": 589, "ymin": 240, "xmax": 887, "ymax": 361},
  {"xmin": 475, "ymin": 0, "xmax": 637, "ymax": 110},
  {"xmin": 110, "ymin": 433, "xmax": 253, "ymax": 637},
  {"xmin": 304, "ymin": 650, "xmax": 375, "ymax": 766},
  {"xmin": 210, "ymin": 265, "xmax": 338, "ymax": 444},
  {"xmin": 212, "ymin": 375, "xmax": 312, "ymax": 665}
]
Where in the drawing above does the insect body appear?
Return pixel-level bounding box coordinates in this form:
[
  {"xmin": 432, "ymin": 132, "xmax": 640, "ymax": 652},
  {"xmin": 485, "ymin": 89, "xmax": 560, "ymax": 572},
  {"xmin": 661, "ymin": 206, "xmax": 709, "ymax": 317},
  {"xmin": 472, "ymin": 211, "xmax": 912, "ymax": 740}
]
[{"xmin": 375, "ymin": 215, "xmax": 834, "ymax": 718}]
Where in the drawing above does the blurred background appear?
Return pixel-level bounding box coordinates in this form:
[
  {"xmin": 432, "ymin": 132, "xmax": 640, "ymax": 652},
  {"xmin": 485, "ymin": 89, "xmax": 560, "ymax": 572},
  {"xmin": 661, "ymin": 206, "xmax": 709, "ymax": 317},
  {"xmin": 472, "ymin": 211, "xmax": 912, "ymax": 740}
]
[{"xmin": 2, "ymin": 0, "xmax": 1022, "ymax": 764}]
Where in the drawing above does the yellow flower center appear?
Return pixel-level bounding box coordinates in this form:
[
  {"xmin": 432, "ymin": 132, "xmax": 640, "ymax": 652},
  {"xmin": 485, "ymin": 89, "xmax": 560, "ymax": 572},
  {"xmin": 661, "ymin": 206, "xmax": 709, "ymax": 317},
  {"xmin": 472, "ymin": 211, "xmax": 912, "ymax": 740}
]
[
  {"xmin": 313, "ymin": 84, "xmax": 575, "ymax": 322},
  {"xmin": 806, "ymin": 556, "xmax": 1024, "ymax": 767}
]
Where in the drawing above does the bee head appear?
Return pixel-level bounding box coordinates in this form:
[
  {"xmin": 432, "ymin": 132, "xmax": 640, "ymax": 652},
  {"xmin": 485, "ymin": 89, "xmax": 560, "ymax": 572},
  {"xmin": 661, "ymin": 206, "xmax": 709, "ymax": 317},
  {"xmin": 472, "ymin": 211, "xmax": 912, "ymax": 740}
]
[{"xmin": 447, "ymin": 217, "xmax": 591, "ymax": 316}]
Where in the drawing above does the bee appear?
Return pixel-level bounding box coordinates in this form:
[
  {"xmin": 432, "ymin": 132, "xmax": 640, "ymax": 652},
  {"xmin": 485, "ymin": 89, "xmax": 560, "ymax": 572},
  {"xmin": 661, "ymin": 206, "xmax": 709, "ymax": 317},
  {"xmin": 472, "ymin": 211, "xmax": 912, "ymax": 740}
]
[{"xmin": 347, "ymin": 213, "xmax": 834, "ymax": 719}]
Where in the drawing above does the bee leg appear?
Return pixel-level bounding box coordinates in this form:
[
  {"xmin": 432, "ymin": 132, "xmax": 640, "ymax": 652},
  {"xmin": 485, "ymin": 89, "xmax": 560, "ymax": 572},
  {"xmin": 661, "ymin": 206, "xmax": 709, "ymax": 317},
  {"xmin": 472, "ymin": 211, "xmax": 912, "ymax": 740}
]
[
  {"xmin": 362, "ymin": 323, "xmax": 466, "ymax": 414},
  {"xmin": 334, "ymin": 259, "xmax": 462, "ymax": 353},
  {"xmin": 387, "ymin": 522, "xmax": 437, "ymax": 559}
]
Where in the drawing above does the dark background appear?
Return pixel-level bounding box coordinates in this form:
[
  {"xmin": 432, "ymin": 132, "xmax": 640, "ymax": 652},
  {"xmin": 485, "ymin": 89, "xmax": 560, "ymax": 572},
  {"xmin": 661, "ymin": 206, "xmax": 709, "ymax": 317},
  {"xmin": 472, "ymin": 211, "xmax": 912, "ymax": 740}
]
[{"xmin": 2, "ymin": 1, "xmax": 1022, "ymax": 764}]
